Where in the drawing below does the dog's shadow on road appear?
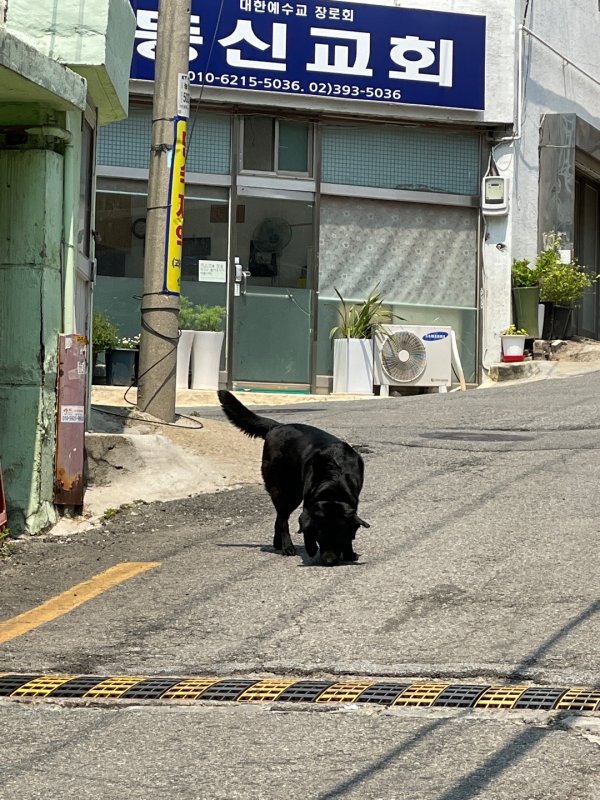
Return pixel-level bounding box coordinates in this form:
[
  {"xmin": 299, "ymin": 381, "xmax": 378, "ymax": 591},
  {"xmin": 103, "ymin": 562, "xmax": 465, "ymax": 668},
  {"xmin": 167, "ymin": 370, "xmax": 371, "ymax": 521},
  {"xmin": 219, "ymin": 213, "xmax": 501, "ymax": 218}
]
[{"xmin": 216, "ymin": 542, "xmax": 366, "ymax": 567}]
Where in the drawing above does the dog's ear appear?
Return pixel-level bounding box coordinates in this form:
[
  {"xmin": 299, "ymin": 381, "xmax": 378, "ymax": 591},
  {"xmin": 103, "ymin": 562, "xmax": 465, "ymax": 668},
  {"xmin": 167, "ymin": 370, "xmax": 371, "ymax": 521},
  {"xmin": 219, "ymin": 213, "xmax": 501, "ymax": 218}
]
[
  {"xmin": 298, "ymin": 509, "xmax": 311, "ymax": 532},
  {"xmin": 299, "ymin": 509, "xmax": 318, "ymax": 557},
  {"xmin": 353, "ymin": 514, "xmax": 370, "ymax": 529}
]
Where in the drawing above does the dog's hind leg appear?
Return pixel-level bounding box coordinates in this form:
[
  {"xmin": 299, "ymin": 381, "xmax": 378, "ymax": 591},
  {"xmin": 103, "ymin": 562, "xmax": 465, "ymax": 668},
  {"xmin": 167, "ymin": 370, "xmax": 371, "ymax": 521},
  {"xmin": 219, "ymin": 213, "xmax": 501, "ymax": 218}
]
[{"xmin": 270, "ymin": 490, "xmax": 299, "ymax": 556}]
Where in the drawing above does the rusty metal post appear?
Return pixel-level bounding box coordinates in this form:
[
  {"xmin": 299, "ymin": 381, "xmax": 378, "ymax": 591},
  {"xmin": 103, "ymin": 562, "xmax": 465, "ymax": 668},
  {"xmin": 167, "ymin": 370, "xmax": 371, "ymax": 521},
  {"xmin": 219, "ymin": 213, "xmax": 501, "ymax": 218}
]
[{"xmin": 54, "ymin": 334, "xmax": 88, "ymax": 507}]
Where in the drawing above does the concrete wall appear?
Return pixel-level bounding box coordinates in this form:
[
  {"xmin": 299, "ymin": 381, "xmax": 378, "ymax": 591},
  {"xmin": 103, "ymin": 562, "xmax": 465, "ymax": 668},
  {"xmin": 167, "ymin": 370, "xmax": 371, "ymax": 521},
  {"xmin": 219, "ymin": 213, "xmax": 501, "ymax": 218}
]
[
  {"xmin": 512, "ymin": 0, "xmax": 600, "ymax": 261},
  {"xmin": 0, "ymin": 150, "xmax": 64, "ymax": 534},
  {"xmin": 6, "ymin": 0, "xmax": 135, "ymax": 122},
  {"xmin": 481, "ymin": 0, "xmax": 600, "ymax": 364}
]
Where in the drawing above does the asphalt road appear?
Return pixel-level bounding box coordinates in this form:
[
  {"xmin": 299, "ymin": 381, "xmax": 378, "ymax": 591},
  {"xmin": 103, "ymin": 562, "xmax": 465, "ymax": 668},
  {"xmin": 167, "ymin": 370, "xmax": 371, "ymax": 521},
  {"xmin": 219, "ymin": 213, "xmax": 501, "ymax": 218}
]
[{"xmin": 1, "ymin": 375, "xmax": 599, "ymax": 798}]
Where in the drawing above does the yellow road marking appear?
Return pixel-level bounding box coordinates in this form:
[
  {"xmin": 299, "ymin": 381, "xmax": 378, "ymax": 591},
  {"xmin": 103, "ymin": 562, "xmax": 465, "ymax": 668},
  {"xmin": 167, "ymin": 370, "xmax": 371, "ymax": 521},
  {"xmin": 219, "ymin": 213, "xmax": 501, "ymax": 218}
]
[{"xmin": 0, "ymin": 562, "xmax": 160, "ymax": 645}]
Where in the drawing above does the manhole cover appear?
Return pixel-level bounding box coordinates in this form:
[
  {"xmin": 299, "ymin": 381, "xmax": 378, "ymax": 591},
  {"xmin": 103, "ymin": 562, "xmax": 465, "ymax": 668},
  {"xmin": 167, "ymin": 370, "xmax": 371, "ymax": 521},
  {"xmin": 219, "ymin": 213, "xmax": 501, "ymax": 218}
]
[{"xmin": 420, "ymin": 431, "xmax": 534, "ymax": 443}]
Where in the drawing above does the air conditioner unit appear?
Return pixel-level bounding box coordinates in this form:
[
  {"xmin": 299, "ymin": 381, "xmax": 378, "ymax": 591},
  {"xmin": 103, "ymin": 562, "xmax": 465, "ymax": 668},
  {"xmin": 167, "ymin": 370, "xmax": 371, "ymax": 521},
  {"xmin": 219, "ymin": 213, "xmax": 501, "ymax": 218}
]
[{"xmin": 374, "ymin": 325, "xmax": 453, "ymax": 394}]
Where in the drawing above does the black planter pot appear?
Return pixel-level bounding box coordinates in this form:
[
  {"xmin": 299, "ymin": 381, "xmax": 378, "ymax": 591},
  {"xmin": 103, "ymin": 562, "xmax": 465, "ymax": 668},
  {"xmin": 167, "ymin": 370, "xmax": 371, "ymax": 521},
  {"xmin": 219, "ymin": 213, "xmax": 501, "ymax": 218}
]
[
  {"xmin": 105, "ymin": 348, "xmax": 139, "ymax": 386},
  {"xmin": 541, "ymin": 303, "xmax": 572, "ymax": 340}
]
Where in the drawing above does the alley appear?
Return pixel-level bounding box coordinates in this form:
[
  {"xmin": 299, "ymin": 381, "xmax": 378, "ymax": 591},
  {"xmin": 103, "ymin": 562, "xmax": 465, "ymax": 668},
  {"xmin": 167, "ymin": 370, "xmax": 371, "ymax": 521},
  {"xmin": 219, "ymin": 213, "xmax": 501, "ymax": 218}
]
[{"xmin": 1, "ymin": 375, "xmax": 599, "ymax": 798}]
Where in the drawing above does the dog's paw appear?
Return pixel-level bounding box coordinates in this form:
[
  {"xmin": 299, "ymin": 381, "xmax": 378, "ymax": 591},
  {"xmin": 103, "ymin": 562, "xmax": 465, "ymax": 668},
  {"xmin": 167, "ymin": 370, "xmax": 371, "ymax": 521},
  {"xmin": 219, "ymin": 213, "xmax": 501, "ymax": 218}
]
[
  {"xmin": 282, "ymin": 544, "xmax": 297, "ymax": 556},
  {"xmin": 343, "ymin": 551, "xmax": 359, "ymax": 562}
]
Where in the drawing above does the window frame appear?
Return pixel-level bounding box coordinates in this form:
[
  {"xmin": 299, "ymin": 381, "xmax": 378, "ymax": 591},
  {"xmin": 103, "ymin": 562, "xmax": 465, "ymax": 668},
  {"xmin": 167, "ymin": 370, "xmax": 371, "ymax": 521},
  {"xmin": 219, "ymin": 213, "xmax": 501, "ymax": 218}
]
[{"xmin": 240, "ymin": 115, "xmax": 314, "ymax": 178}]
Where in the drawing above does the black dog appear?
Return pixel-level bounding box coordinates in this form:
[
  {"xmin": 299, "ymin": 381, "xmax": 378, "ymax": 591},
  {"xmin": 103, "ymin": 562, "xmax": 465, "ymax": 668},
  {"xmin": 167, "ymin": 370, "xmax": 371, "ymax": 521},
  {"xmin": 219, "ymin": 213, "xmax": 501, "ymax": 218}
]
[{"xmin": 217, "ymin": 391, "xmax": 370, "ymax": 565}]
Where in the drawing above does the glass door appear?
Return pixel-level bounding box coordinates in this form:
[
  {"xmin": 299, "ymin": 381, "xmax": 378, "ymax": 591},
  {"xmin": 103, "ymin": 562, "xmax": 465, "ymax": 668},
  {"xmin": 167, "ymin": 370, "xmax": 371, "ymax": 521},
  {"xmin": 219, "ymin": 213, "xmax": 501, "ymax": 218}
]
[
  {"xmin": 180, "ymin": 186, "xmax": 230, "ymax": 313},
  {"xmin": 230, "ymin": 193, "xmax": 314, "ymax": 387}
]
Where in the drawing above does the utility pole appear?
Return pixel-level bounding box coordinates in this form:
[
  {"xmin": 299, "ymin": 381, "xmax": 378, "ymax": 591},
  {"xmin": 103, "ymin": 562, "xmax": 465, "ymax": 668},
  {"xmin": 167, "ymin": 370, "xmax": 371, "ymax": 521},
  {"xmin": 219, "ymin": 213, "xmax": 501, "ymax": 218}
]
[{"xmin": 138, "ymin": 0, "xmax": 191, "ymax": 421}]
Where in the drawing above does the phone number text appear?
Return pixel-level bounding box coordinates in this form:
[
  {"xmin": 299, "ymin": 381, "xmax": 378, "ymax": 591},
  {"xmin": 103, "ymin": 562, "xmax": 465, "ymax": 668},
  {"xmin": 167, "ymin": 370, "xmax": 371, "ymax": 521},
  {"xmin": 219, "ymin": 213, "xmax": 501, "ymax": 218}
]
[{"xmin": 189, "ymin": 71, "xmax": 402, "ymax": 99}]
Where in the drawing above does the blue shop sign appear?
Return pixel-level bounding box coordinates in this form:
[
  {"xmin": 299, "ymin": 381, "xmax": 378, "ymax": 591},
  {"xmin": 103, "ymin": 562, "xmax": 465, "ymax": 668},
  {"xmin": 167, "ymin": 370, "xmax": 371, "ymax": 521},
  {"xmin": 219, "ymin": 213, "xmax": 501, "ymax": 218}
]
[{"xmin": 130, "ymin": 0, "xmax": 486, "ymax": 111}]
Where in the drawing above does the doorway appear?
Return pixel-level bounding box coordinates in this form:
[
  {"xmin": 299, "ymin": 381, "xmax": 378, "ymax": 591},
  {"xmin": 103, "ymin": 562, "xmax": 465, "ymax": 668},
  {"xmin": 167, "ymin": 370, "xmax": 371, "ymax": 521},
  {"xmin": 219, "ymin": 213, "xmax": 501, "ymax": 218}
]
[
  {"xmin": 575, "ymin": 175, "xmax": 600, "ymax": 339},
  {"xmin": 230, "ymin": 192, "xmax": 315, "ymax": 388}
]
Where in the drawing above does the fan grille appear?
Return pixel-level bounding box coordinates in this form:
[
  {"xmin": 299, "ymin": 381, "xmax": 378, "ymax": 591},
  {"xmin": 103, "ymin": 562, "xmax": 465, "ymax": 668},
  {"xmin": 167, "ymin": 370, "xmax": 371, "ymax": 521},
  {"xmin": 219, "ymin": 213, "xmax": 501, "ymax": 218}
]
[{"xmin": 381, "ymin": 331, "xmax": 427, "ymax": 383}]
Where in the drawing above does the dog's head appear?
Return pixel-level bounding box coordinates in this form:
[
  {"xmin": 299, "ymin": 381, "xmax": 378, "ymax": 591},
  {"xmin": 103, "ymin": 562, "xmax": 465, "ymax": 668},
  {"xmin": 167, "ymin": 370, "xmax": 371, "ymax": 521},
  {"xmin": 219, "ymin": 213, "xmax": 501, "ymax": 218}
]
[{"xmin": 298, "ymin": 501, "xmax": 370, "ymax": 566}]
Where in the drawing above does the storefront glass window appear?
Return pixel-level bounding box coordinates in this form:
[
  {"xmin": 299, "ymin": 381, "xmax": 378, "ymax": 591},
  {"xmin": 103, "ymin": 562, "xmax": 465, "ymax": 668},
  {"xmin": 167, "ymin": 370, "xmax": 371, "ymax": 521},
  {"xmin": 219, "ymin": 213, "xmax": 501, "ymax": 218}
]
[
  {"xmin": 323, "ymin": 125, "xmax": 481, "ymax": 196},
  {"xmin": 243, "ymin": 117, "xmax": 275, "ymax": 172},
  {"xmin": 278, "ymin": 120, "xmax": 310, "ymax": 173},
  {"xmin": 317, "ymin": 195, "xmax": 478, "ymax": 382},
  {"xmin": 242, "ymin": 116, "xmax": 311, "ymax": 175}
]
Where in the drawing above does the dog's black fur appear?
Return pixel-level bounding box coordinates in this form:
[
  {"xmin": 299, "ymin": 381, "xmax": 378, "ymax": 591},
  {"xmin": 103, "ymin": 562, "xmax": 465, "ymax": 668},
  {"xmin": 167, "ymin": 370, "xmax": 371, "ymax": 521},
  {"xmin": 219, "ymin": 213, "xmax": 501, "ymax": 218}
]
[{"xmin": 217, "ymin": 390, "xmax": 370, "ymax": 565}]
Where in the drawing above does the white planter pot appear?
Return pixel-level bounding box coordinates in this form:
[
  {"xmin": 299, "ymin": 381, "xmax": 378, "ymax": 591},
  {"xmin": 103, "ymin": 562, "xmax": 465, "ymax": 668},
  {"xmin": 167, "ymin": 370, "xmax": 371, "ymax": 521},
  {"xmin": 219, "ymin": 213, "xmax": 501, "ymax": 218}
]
[
  {"xmin": 333, "ymin": 338, "xmax": 374, "ymax": 394},
  {"xmin": 176, "ymin": 330, "xmax": 195, "ymax": 389},
  {"xmin": 191, "ymin": 331, "xmax": 225, "ymax": 390},
  {"xmin": 501, "ymin": 334, "xmax": 526, "ymax": 359}
]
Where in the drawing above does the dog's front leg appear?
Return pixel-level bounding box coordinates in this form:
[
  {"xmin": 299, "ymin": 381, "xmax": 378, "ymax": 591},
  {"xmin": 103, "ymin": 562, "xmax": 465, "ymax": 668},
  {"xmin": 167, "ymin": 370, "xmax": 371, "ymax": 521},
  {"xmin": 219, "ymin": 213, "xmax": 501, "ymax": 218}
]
[{"xmin": 274, "ymin": 515, "xmax": 296, "ymax": 556}]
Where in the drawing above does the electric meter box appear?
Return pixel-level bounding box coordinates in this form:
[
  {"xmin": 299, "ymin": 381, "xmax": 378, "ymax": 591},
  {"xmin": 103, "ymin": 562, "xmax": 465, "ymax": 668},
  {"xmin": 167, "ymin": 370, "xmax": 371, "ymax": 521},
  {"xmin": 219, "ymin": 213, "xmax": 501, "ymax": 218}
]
[{"xmin": 482, "ymin": 176, "xmax": 509, "ymax": 215}]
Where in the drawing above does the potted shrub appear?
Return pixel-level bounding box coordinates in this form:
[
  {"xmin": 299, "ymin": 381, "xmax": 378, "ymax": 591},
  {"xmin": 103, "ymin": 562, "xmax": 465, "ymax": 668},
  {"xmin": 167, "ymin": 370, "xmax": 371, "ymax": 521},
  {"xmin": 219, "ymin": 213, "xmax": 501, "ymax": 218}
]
[
  {"xmin": 178, "ymin": 297, "xmax": 226, "ymax": 390},
  {"xmin": 511, "ymin": 258, "xmax": 540, "ymax": 338},
  {"xmin": 329, "ymin": 286, "xmax": 393, "ymax": 394},
  {"xmin": 92, "ymin": 311, "xmax": 119, "ymax": 364},
  {"xmin": 500, "ymin": 324, "xmax": 528, "ymax": 362},
  {"xmin": 91, "ymin": 311, "xmax": 119, "ymax": 384},
  {"xmin": 105, "ymin": 334, "xmax": 140, "ymax": 386},
  {"xmin": 538, "ymin": 233, "xmax": 594, "ymax": 339}
]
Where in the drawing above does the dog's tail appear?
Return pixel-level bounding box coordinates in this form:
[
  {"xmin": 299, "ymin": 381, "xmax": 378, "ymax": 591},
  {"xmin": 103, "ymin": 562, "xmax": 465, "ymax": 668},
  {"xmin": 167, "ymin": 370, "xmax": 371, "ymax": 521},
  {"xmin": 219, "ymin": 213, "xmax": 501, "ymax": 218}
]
[{"xmin": 217, "ymin": 390, "xmax": 279, "ymax": 439}]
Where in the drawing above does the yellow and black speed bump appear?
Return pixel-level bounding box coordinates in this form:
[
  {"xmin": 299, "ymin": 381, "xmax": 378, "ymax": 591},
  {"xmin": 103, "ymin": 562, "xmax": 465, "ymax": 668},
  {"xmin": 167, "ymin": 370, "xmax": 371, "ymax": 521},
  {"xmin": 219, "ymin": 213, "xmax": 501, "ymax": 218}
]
[{"xmin": 0, "ymin": 675, "xmax": 599, "ymax": 712}]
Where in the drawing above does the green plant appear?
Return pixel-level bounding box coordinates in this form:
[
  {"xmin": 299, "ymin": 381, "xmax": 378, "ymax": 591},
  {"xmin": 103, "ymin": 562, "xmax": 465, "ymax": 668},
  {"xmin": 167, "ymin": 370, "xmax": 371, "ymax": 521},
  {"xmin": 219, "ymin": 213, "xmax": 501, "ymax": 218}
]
[
  {"xmin": 179, "ymin": 297, "xmax": 226, "ymax": 331},
  {"xmin": 537, "ymin": 232, "xmax": 595, "ymax": 306},
  {"xmin": 0, "ymin": 526, "xmax": 13, "ymax": 560},
  {"xmin": 512, "ymin": 258, "xmax": 539, "ymax": 287},
  {"xmin": 92, "ymin": 311, "xmax": 119, "ymax": 354},
  {"xmin": 329, "ymin": 285, "xmax": 396, "ymax": 339},
  {"xmin": 501, "ymin": 324, "xmax": 528, "ymax": 336}
]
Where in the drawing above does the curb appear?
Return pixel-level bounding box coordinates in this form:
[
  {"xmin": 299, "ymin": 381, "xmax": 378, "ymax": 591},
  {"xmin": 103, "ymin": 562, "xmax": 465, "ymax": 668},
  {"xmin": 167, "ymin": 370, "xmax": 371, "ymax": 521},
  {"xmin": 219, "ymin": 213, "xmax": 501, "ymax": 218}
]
[{"xmin": 1, "ymin": 675, "xmax": 599, "ymax": 711}]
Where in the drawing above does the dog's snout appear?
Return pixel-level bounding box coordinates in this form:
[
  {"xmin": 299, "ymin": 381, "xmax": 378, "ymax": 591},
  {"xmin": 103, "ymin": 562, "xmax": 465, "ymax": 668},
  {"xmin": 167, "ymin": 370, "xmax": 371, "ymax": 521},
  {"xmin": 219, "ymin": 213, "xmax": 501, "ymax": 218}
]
[{"xmin": 320, "ymin": 551, "xmax": 339, "ymax": 566}]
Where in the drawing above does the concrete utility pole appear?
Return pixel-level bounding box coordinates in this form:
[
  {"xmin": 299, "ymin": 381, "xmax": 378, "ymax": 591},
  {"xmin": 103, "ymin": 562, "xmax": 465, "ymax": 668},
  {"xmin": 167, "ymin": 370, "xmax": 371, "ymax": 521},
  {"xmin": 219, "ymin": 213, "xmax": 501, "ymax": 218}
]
[{"xmin": 138, "ymin": 0, "xmax": 191, "ymax": 421}]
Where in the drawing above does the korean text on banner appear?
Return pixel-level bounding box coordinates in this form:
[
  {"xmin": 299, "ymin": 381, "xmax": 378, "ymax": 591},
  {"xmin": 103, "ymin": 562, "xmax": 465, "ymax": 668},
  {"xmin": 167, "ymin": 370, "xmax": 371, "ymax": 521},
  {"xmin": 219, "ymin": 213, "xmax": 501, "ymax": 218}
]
[
  {"xmin": 164, "ymin": 117, "xmax": 187, "ymax": 295},
  {"xmin": 131, "ymin": 0, "xmax": 486, "ymax": 111}
]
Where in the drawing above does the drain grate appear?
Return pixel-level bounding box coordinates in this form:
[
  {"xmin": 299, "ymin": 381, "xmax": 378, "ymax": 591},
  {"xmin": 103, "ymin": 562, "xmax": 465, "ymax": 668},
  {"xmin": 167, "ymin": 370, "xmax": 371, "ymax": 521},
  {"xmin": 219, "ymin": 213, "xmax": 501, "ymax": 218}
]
[
  {"xmin": 475, "ymin": 686, "xmax": 529, "ymax": 709},
  {"xmin": 556, "ymin": 688, "xmax": 600, "ymax": 712},
  {"xmin": 355, "ymin": 683, "xmax": 410, "ymax": 705},
  {"xmin": 197, "ymin": 680, "xmax": 256, "ymax": 701},
  {"xmin": 316, "ymin": 682, "xmax": 373, "ymax": 704},
  {"xmin": 434, "ymin": 685, "xmax": 488, "ymax": 708},
  {"xmin": 238, "ymin": 680, "xmax": 297, "ymax": 703},
  {"xmin": 46, "ymin": 676, "xmax": 111, "ymax": 698},
  {"xmin": 119, "ymin": 678, "xmax": 188, "ymax": 700},
  {"xmin": 394, "ymin": 683, "xmax": 450, "ymax": 707},
  {"xmin": 0, "ymin": 674, "xmax": 41, "ymax": 696},
  {"xmin": 513, "ymin": 687, "xmax": 568, "ymax": 710},
  {"xmin": 276, "ymin": 681, "xmax": 332, "ymax": 702},
  {"xmin": 2, "ymin": 675, "xmax": 598, "ymax": 712}
]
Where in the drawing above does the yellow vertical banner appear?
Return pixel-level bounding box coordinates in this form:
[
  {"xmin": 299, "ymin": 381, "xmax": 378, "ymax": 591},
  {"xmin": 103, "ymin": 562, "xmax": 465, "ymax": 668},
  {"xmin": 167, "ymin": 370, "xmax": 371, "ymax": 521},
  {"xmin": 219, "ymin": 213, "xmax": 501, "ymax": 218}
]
[{"xmin": 164, "ymin": 117, "xmax": 187, "ymax": 294}]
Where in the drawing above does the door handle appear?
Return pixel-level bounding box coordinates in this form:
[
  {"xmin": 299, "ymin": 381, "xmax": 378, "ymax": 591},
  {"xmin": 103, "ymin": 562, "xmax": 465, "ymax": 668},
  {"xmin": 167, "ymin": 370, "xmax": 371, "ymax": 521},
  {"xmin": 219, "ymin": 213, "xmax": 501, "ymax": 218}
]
[
  {"xmin": 241, "ymin": 269, "xmax": 251, "ymax": 295},
  {"xmin": 235, "ymin": 258, "xmax": 251, "ymax": 295}
]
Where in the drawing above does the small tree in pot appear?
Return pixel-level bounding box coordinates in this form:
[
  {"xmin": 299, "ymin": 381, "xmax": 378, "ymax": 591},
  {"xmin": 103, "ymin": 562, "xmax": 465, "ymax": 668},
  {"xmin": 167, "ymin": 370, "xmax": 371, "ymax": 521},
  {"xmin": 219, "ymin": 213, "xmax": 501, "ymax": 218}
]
[
  {"xmin": 538, "ymin": 233, "xmax": 595, "ymax": 339},
  {"xmin": 91, "ymin": 311, "xmax": 119, "ymax": 383}
]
